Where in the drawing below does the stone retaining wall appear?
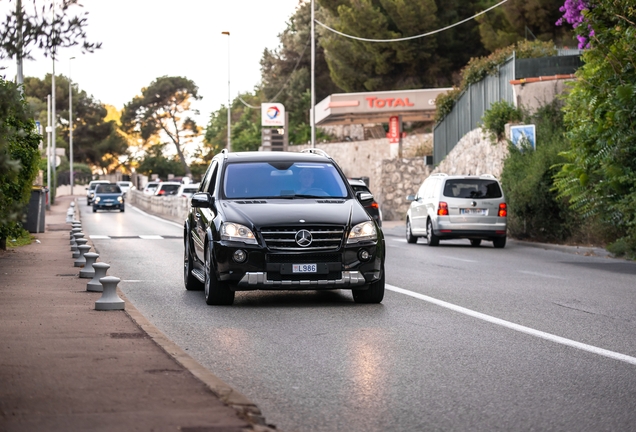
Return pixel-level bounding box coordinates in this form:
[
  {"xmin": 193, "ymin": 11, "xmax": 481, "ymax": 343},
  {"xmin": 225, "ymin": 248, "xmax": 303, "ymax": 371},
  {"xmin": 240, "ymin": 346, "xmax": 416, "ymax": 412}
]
[{"xmin": 126, "ymin": 190, "xmax": 190, "ymax": 225}]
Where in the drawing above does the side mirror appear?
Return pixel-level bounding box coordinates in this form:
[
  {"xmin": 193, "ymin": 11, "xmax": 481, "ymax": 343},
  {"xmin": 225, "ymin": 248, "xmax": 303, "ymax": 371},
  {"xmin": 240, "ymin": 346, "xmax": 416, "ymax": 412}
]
[
  {"xmin": 406, "ymin": 195, "xmax": 416, "ymax": 202},
  {"xmin": 191, "ymin": 192, "xmax": 214, "ymax": 209},
  {"xmin": 356, "ymin": 191, "xmax": 374, "ymax": 205}
]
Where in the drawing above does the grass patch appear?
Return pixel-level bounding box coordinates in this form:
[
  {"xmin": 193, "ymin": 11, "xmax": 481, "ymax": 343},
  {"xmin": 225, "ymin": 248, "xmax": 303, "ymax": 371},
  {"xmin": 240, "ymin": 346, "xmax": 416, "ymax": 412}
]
[{"xmin": 7, "ymin": 228, "xmax": 34, "ymax": 248}]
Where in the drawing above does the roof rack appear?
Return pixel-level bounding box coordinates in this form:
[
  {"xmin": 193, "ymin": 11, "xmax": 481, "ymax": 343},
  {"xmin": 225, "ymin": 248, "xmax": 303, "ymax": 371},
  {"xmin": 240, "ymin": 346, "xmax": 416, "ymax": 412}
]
[
  {"xmin": 430, "ymin": 173, "xmax": 448, "ymax": 177},
  {"xmin": 480, "ymin": 174, "xmax": 495, "ymax": 178},
  {"xmin": 300, "ymin": 148, "xmax": 331, "ymax": 158},
  {"xmin": 221, "ymin": 148, "xmax": 228, "ymax": 159}
]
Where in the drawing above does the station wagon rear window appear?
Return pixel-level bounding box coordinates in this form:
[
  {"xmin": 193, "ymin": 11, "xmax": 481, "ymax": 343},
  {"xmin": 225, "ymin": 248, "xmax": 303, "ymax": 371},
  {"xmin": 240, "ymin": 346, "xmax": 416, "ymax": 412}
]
[{"xmin": 443, "ymin": 179, "xmax": 502, "ymax": 199}]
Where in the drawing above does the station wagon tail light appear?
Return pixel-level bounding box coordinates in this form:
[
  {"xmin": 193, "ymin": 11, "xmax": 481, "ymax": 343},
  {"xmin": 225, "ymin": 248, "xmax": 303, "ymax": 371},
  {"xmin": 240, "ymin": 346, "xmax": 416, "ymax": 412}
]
[
  {"xmin": 370, "ymin": 202, "xmax": 379, "ymax": 209},
  {"xmin": 437, "ymin": 202, "xmax": 449, "ymax": 216},
  {"xmin": 157, "ymin": 189, "xmax": 165, "ymax": 195},
  {"xmin": 498, "ymin": 203, "xmax": 507, "ymax": 217}
]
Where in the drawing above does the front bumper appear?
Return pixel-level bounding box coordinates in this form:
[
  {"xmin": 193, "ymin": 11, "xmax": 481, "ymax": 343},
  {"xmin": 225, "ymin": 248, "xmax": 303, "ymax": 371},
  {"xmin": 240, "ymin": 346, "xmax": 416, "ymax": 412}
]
[{"xmin": 213, "ymin": 241, "xmax": 382, "ymax": 291}]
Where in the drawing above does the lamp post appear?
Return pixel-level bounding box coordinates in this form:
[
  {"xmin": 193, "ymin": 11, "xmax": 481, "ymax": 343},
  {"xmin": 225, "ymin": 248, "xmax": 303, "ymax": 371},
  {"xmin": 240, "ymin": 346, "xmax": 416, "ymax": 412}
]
[
  {"xmin": 310, "ymin": 0, "xmax": 315, "ymax": 148},
  {"xmin": 222, "ymin": 31, "xmax": 231, "ymax": 152},
  {"xmin": 69, "ymin": 57, "xmax": 75, "ymax": 196}
]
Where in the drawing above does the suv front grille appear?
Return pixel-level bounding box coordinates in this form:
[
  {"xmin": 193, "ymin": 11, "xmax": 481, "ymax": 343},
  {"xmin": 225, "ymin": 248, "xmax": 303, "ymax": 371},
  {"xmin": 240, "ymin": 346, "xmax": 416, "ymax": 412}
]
[{"xmin": 261, "ymin": 226, "xmax": 344, "ymax": 251}]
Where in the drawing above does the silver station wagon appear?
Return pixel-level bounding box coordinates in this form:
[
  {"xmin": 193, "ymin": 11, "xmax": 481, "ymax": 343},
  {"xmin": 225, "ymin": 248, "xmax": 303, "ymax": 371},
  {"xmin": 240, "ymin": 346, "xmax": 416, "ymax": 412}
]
[{"xmin": 406, "ymin": 173, "xmax": 508, "ymax": 248}]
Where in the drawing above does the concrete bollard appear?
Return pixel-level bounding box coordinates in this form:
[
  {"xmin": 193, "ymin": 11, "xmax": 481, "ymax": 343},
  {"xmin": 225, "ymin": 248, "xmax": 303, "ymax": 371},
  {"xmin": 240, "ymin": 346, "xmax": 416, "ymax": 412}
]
[
  {"xmin": 73, "ymin": 238, "xmax": 87, "ymax": 258},
  {"xmin": 95, "ymin": 276, "xmax": 125, "ymax": 310},
  {"xmin": 70, "ymin": 227, "xmax": 81, "ymax": 240},
  {"xmin": 80, "ymin": 253, "xmax": 99, "ymax": 278},
  {"xmin": 66, "ymin": 203, "xmax": 75, "ymax": 223},
  {"xmin": 71, "ymin": 232, "xmax": 84, "ymax": 249},
  {"xmin": 87, "ymin": 262, "xmax": 110, "ymax": 292},
  {"xmin": 74, "ymin": 244, "xmax": 91, "ymax": 267}
]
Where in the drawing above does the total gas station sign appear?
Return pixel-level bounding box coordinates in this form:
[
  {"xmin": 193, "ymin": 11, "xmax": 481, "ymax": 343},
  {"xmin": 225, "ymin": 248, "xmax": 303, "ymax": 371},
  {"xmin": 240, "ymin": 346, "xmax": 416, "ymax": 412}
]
[{"xmin": 261, "ymin": 103, "xmax": 285, "ymax": 127}]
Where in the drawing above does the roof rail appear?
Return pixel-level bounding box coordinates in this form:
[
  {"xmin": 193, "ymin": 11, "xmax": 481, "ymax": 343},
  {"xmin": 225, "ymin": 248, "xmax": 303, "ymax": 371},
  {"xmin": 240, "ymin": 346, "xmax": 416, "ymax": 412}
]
[
  {"xmin": 221, "ymin": 148, "xmax": 228, "ymax": 159},
  {"xmin": 480, "ymin": 174, "xmax": 495, "ymax": 178},
  {"xmin": 300, "ymin": 148, "xmax": 331, "ymax": 158},
  {"xmin": 430, "ymin": 173, "xmax": 448, "ymax": 177}
]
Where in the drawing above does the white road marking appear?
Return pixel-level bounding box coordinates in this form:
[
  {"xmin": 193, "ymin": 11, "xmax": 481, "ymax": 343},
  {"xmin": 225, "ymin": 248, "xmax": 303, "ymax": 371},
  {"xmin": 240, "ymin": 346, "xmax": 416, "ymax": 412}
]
[
  {"xmin": 386, "ymin": 284, "xmax": 636, "ymax": 366},
  {"xmin": 139, "ymin": 235, "xmax": 164, "ymax": 240},
  {"xmin": 89, "ymin": 235, "xmax": 110, "ymax": 239},
  {"xmin": 439, "ymin": 255, "xmax": 478, "ymax": 263},
  {"xmin": 389, "ymin": 237, "xmax": 407, "ymax": 243},
  {"xmin": 129, "ymin": 204, "xmax": 184, "ymax": 229},
  {"xmin": 122, "ymin": 280, "xmax": 143, "ymax": 283},
  {"xmin": 518, "ymin": 270, "xmax": 567, "ymax": 280}
]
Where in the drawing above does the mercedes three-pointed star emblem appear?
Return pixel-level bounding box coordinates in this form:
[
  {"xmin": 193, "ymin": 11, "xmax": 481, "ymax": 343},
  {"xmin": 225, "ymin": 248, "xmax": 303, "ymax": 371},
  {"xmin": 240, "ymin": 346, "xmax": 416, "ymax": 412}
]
[{"xmin": 295, "ymin": 229, "xmax": 313, "ymax": 247}]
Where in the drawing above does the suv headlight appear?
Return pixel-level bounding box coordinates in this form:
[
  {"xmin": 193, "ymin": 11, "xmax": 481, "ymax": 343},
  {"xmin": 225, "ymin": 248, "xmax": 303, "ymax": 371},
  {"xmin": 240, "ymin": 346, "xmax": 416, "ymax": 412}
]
[
  {"xmin": 347, "ymin": 221, "xmax": 377, "ymax": 244},
  {"xmin": 221, "ymin": 222, "xmax": 257, "ymax": 245}
]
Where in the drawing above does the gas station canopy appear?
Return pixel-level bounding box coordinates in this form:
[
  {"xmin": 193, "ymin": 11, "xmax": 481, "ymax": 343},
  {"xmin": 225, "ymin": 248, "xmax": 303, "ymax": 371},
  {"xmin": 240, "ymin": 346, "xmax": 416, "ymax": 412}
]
[{"xmin": 314, "ymin": 88, "xmax": 452, "ymax": 126}]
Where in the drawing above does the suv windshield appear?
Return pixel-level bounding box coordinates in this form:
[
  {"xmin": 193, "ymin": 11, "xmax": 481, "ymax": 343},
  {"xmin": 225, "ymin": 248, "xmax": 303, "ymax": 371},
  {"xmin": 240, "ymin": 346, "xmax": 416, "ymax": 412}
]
[
  {"xmin": 224, "ymin": 162, "xmax": 348, "ymax": 199},
  {"xmin": 443, "ymin": 179, "xmax": 502, "ymax": 199}
]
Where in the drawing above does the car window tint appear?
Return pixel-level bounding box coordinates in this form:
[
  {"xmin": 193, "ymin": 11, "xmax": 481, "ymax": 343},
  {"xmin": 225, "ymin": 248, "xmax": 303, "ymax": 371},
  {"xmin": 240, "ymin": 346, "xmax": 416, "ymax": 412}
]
[
  {"xmin": 161, "ymin": 185, "xmax": 180, "ymax": 193},
  {"xmin": 350, "ymin": 184, "xmax": 370, "ymax": 193},
  {"xmin": 224, "ymin": 162, "xmax": 348, "ymax": 199},
  {"xmin": 443, "ymin": 179, "xmax": 502, "ymax": 199}
]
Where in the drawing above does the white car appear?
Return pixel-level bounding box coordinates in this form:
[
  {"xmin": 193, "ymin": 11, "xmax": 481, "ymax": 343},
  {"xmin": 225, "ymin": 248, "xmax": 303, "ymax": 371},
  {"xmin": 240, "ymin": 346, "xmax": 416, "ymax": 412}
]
[
  {"xmin": 116, "ymin": 181, "xmax": 134, "ymax": 196},
  {"xmin": 142, "ymin": 181, "xmax": 161, "ymax": 195},
  {"xmin": 86, "ymin": 180, "xmax": 110, "ymax": 205},
  {"xmin": 177, "ymin": 183, "xmax": 200, "ymax": 198}
]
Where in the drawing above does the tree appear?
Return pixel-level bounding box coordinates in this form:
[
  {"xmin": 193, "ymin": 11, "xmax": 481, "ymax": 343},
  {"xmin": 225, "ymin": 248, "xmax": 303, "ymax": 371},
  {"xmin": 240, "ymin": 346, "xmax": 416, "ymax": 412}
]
[
  {"xmin": 554, "ymin": 0, "xmax": 636, "ymax": 257},
  {"xmin": 0, "ymin": 77, "xmax": 41, "ymax": 250},
  {"xmin": 0, "ymin": 0, "xmax": 100, "ymax": 74},
  {"xmin": 23, "ymin": 74, "xmax": 127, "ymax": 174},
  {"xmin": 121, "ymin": 76, "xmax": 201, "ymax": 178},
  {"xmin": 476, "ymin": 0, "xmax": 575, "ymax": 51},
  {"xmin": 317, "ymin": 0, "xmax": 498, "ymax": 90}
]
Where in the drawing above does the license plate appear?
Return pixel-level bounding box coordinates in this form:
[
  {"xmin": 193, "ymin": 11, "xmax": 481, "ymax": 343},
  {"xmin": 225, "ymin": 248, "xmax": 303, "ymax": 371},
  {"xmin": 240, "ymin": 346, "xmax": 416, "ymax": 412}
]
[
  {"xmin": 292, "ymin": 264, "xmax": 317, "ymax": 273},
  {"xmin": 105, "ymin": 203, "xmax": 113, "ymax": 206},
  {"xmin": 460, "ymin": 208, "xmax": 487, "ymax": 215}
]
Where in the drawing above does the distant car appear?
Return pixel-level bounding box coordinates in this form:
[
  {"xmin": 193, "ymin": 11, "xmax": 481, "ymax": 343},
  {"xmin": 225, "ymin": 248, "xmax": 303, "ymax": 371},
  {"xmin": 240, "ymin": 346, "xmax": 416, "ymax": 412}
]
[
  {"xmin": 178, "ymin": 183, "xmax": 200, "ymax": 198},
  {"xmin": 348, "ymin": 179, "xmax": 382, "ymax": 227},
  {"xmin": 92, "ymin": 183, "xmax": 125, "ymax": 213},
  {"xmin": 406, "ymin": 173, "xmax": 507, "ymax": 248},
  {"xmin": 154, "ymin": 182, "xmax": 181, "ymax": 196},
  {"xmin": 116, "ymin": 181, "xmax": 134, "ymax": 196},
  {"xmin": 143, "ymin": 181, "xmax": 161, "ymax": 195},
  {"xmin": 86, "ymin": 180, "xmax": 110, "ymax": 205}
]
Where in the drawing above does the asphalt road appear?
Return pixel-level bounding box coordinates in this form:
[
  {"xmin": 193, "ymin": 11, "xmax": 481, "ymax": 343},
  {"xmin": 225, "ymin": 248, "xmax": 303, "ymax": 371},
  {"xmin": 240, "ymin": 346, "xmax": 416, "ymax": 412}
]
[{"xmin": 80, "ymin": 202, "xmax": 636, "ymax": 432}]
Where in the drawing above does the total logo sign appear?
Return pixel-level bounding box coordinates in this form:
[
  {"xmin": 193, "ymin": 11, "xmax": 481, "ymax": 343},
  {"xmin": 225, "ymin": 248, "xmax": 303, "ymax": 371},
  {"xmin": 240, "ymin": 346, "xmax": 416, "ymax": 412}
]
[{"xmin": 261, "ymin": 103, "xmax": 285, "ymax": 127}]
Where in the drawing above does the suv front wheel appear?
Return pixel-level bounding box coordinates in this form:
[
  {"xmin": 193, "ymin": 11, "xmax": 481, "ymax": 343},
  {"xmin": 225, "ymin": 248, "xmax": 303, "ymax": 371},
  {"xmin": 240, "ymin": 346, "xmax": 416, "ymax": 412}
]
[
  {"xmin": 204, "ymin": 244, "xmax": 235, "ymax": 305},
  {"xmin": 352, "ymin": 265, "xmax": 385, "ymax": 304}
]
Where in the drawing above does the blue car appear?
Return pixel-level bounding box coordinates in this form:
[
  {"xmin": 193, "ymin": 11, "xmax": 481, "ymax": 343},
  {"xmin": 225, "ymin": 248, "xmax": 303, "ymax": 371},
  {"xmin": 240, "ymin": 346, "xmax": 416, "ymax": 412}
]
[{"xmin": 92, "ymin": 183, "xmax": 125, "ymax": 213}]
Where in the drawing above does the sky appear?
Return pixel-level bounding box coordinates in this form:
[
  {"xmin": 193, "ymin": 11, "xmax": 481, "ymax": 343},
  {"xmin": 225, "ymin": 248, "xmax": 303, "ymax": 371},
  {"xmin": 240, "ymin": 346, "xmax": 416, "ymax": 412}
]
[{"xmin": 0, "ymin": 0, "xmax": 305, "ymax": 126}]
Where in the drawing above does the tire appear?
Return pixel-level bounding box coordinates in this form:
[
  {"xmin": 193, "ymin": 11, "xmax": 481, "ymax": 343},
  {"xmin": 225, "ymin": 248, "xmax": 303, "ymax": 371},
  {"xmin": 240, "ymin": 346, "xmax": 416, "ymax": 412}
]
[
  {"xmin": 406, "ymin": 218, "xmax": 418, "ymax": 244},
  {"xmin": 120, "ymin": 206, "xmax": 125, "ymax": 213},
  {"xmin": 493, "ymin": 237, "xmax": 507, "ymax": 249},
  {"xmin": 470, "ymin": 239, "xmax": 482, "ymax": 247},
  {"xmin": 204, "ymin": 244, "xmax": 235, "ymax": 305},
  {"xmin": 426, "ymin": 219, "xmax": 439, "ymax": 246},
  {"xmin": 184, "ymin": 233, "xmax": 204, "ymax": 291},
  {"xmin": 352, "ymin": 264, "xmax": 385, "ymax": 304},
  {"xmin": 92, "ymin": 207, "xmax": 97, "ymax": 213}
]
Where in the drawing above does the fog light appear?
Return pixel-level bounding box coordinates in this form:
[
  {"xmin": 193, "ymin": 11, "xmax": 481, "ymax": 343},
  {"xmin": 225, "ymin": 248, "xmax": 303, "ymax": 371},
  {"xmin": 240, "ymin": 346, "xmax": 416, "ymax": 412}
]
[
  {"xmin": 358, "ymin": 249, "xmax": 370, "ymax": 261},
  {"xmin": 233, "ymin": 249, "xmax": 247, "ymax": 263}
]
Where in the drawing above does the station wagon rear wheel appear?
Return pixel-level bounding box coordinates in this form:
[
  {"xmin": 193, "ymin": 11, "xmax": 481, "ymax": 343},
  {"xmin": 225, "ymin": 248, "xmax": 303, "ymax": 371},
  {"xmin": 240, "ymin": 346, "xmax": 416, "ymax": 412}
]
[
  {"xmin": 426, "ymin": 219, "xmax": 439, "ymax": 246},
  {"xmin": 470, "ymin": 239, "xmax": 481, "ymax": 247},
  {"xmin": 493, "ymin": 237, "xmax": 506, "ymax": 249}
]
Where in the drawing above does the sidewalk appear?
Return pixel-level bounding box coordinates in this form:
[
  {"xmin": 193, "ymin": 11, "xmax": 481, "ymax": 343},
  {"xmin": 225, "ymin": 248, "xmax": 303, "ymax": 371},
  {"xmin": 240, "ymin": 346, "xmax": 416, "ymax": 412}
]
[{"xmin": 0, "ymin": 195, "xmax": 273, "ymax": 432}]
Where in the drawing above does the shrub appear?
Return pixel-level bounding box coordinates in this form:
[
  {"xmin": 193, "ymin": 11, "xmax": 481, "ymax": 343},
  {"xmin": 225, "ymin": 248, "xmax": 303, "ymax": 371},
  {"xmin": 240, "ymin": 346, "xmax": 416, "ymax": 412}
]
[{"xmin": 481, "ymin": 101, "xmax": 523, "ymax": 141}]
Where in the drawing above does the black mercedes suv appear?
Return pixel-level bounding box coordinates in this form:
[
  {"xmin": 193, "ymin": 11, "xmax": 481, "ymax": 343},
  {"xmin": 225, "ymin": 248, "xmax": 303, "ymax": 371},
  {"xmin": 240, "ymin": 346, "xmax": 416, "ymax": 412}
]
[{"xmin": 184, "ymin": 149, "xmax": 385, "ymax": 305}]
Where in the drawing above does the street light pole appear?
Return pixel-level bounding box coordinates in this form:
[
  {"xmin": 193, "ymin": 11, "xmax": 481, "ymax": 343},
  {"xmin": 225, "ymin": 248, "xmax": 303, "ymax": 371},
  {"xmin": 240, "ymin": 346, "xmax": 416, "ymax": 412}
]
[
  {"xmin": 69, "ymin": 57, "xmax": 75, "ymax": 196},
  {"xmin": 51, "ymin": 1, "xmax": 57, "ymax": 204},
  {"xmin": 310, "ymin": 0, "xmax": 316, "ymax": 148},
  {"xmin": 222, "ymin": 31, "xmax": 231, "ymax": 152}
]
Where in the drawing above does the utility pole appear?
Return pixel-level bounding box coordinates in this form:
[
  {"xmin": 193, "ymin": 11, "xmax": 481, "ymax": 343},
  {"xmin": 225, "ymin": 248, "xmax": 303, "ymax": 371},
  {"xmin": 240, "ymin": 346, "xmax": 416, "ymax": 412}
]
[
  {"xmin": 69, "ymin": 57, "xmax": 75, "ymax": 196},
  {"xmin": 222, "ymin": 31, "xmax": 231, "ymax": 152},
  {"xmin": 16, "ymin": 0, "xmax": 24, "ymax": 89},
  {"xmin": 51, "ymin": 1, "xmax": 56, "ymax": 204}
]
